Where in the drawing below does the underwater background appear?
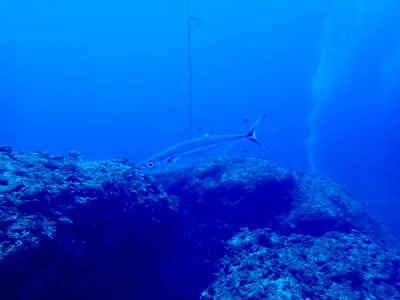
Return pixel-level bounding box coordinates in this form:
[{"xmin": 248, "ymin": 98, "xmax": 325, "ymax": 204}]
[{"xmin": 0, "ymin": 0, "xmax": 399, "ymax": 240}]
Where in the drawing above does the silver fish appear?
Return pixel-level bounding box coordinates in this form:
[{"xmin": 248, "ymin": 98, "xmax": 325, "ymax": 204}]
[{"xmin": 136, "ymin": 115, "xmax": 268, "ymax": 174}]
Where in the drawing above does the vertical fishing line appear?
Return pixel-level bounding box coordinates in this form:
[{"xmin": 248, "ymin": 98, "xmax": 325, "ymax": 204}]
[
  {"xmin": 188, "ymin": 14, "xmax": 193, "ymax": 138},
  {"xmin": 187, "ymin": 0, "xmax": 200, "ymax": 139}
]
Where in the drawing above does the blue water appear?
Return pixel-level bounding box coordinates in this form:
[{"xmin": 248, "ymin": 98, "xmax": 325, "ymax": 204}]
[{"xmin": 1, "ymin": 0, "xmax": 399, "ymax": 236}]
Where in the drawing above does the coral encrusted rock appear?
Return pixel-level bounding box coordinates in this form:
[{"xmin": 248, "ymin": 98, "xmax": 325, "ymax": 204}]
[{"xmin": 0, "ymin": 147, "xmax": 398, "ymax": 300}]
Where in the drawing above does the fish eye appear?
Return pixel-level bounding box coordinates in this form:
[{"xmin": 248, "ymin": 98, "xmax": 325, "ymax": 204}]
[{"xmin": 146, "ymin": 161, "xmax": 155, "ymax": 169}]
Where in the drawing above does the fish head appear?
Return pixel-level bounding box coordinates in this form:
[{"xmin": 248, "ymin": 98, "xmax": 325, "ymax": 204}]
[{"xmin": 136, "ymin": 155, "xmax": 179, "ymax": 174}]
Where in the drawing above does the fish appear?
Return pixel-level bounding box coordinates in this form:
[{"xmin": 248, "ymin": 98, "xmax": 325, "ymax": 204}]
[{"xmin": 136, "ymin": 115, "xmax": 268, "ymax": 174}]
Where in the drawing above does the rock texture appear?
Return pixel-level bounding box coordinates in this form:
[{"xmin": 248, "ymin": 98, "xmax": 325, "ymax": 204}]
[
  {"xmin": 0, "ymin": 146, "xmax": 399, "ymax": 300},
  {"xmin": 201, "ymin": 229, "xmax": 399, "ymax": 300}
]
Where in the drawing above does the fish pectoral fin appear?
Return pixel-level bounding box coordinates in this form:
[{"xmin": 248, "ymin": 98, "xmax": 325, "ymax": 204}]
[{"xmin": 167, "ymin": 156, "xmax": 179, "ymax": 163}]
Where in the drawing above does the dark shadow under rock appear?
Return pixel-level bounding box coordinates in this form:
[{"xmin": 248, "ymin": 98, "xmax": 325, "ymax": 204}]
[{"xmin": 160, "ymin": 157, "xmax": 297, "ymax": 230}]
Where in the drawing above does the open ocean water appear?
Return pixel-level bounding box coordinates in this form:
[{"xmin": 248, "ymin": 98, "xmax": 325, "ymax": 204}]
[{"xmin": 1, "ymin": 1, "xmax": 400, "ymax": 299}]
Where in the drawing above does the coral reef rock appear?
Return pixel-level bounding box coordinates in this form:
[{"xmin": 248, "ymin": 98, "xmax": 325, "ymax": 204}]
[{"xmin": 0, "ymin": 147, "xmax": 399, "ymax": 300}]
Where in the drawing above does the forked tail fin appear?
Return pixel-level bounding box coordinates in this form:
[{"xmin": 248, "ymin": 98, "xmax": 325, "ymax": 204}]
[{"xmin": 247, "ymin": 114, "xmax": 269, "ymax": 149}]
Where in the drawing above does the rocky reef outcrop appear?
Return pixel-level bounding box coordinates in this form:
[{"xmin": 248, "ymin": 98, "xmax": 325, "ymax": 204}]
[{"xmin": 0, "ymin": 145, "xmax": 399, "ymax": 300}]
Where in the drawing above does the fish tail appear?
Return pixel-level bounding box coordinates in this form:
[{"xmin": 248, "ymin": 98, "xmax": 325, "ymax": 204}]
[{"xmin": 247, "ymin": 115, "xmax": 269, "ymax": 149}]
